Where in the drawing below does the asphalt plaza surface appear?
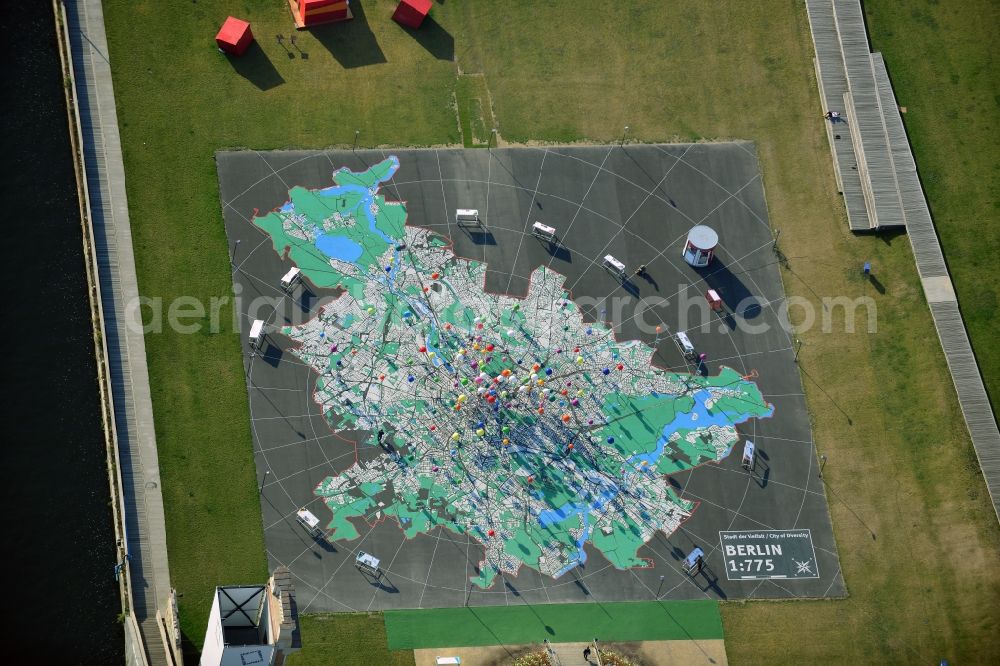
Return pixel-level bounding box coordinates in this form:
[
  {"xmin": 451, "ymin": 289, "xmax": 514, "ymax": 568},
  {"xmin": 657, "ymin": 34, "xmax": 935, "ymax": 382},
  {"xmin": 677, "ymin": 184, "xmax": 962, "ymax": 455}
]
[{"xmin": 216, "ymin": 144, "xmax": 845, "ymax": 612}]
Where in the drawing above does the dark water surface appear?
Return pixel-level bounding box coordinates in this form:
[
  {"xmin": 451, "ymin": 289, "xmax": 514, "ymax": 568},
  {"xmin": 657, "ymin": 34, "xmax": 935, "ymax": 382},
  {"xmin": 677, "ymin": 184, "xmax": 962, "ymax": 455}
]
[{"xmin": 0, "ymin": 3, "xmax": 124, "ymax": 662}]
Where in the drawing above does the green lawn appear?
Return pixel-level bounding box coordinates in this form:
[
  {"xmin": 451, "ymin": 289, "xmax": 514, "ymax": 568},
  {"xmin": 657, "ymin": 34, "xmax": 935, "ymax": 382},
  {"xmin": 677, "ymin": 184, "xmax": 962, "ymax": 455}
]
[
  {"xmin": 382, "ymin": 602, "xmax": 723, "ymax": 649},
  {"xmin": 287, "ymin": 613, "xmax": 414, "ymax": 666},
  {"xmin": 103, "ymin": 0, "xmax": 458, "ymax": 651},
  {"xmin": 862, "ymin": 0, "xmax": 1000, "ymax": 414},
  {"xmin": 101, "ymin": 0, "xmax": 1000, "ymax": 663}
]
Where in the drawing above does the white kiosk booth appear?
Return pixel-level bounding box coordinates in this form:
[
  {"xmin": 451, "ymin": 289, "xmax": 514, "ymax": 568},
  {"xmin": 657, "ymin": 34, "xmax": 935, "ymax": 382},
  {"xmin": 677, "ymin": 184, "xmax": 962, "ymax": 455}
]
[{"xmin": 682, "ymin": 225, "xmax": 719, "ymax": 267}]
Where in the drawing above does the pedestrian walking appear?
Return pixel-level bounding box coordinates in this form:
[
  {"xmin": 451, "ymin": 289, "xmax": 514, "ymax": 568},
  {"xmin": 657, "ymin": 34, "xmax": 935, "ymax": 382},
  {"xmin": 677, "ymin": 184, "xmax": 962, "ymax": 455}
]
[{"xmin": 583, "ymin": 646, "xmax": 592, "ymax": 661}]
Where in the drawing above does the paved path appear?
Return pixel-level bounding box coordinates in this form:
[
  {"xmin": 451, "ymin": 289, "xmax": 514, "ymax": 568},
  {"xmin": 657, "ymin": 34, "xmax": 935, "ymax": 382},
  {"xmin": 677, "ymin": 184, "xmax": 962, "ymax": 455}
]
[{"xmin": 64, "ymin": 1, "xmax": 171, "ymax": 663}]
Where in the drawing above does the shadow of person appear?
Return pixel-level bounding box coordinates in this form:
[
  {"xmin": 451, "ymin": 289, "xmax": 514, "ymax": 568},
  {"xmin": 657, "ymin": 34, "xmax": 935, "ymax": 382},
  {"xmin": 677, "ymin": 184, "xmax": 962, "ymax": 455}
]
[
  {"xmin": 397, "ymin": 16, "xmax": 454, "ymax": 61},
  {"xmin": 226, "ymin": 43, "xmax": 284, "ymax": 91},
  {"xmin": 696, "ymin": 567, "xmax": 728, "ymax": 599},
  {"xmin": 311, "ymin": 3, "xmax": 386, "ymax": 68},
  {"xmin": 867, "ymin": 273, "xmax": 886, "ymax": 294}
]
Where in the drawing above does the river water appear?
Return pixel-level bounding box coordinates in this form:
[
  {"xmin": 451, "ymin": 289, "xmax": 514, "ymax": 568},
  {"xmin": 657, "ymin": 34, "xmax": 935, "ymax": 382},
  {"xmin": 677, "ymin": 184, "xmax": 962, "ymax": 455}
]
[{"xmin": 0, "ymin": 3, "xmax": 124, "ymax": 662}]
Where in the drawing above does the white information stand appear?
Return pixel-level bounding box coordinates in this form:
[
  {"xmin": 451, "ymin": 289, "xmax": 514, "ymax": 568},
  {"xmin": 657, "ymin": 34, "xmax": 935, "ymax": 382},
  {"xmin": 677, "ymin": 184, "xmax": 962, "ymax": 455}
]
[
  {"xmin": 455, "ymin": 209, "xmax": 481, "ymax": 226},
  {"xmin": 675, "ymin": 331, "xmax": 696, "ymax": 360},
  {"xmin": 280, "ymin": 266, "xmax": 301, "ymax": 291},
  {"xmin": 603, "ymin": 254, "xmax": 626, "ymax": 277},
  {"xmin": 355, "ymin": 551, "xmax": 382, "ymax": 577},
  {"xmin": 532, "ymin": 222, "xmax": 556, "ymax": 242},
  {"xmin": 296, "ymin": 508, "xmax": 323, "ymax": 539},
  {"xmin": 248, "ymin": 319, "xmax": 265, "ymax": 350},
  {"xmin": 742, "ymin": 440, "xmax": 755, "ymax": 471}
]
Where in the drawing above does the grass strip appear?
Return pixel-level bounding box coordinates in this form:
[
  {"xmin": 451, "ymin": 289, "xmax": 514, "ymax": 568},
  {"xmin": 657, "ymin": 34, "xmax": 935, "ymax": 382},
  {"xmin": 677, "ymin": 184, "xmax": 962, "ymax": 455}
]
[{"xmin": 383, "ymin": 601, "xmax": 723, "ymax": 649}]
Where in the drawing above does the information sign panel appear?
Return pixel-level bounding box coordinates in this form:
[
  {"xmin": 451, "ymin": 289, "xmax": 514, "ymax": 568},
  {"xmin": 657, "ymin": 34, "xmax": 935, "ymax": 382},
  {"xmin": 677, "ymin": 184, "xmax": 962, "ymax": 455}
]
[{"xmin": 719, "ymin": 530, "xmax": 819, "ymax": 580}]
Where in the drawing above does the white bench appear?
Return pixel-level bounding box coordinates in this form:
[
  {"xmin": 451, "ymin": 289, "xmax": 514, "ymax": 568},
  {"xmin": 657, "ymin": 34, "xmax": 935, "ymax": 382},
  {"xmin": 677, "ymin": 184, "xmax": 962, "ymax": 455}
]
[
  {"xmin": 280, "ymin": 266, "xmax": 301, "ymax": 290},
  {"xmin": 742, "ymin": 440, "xmax": 755, "ymax": 471},
  {"xmin": 532, "ymin": 221, "xmax": 556, "ymax": 241},
  {"xmin": 603, "ymin": 254, "xmax": 626, "ymax": 277},
  {"xmin": 355, "ymin": 551, "xmax": 382, "ymax": 577},
  {"xmin": 435, "ymin": 658, "xmax": 461, "ymax": 665},
  {"xmin": 248, "ymin": 319, "xmax": 265, "ymax": 349},
  {"xmin": 675, "ymin": 331, "xmax": 695, "ymax": 359},
  {"xmin": 455, "ymin": 208, "xmax": 481, "ymax": 225},
  {"xmin": 296, "ymin": 508, "xmax": 323, "ymax": 538}
]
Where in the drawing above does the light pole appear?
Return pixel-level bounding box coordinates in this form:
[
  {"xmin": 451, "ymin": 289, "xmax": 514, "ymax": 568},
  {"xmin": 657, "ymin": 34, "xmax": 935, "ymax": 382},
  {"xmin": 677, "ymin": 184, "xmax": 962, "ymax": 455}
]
[
  {"xmin": 819, "ymin": 454, "xmax": 827, "ymax": 479},
  {"xmin": 259, "ymin": 469, "xmax": 270, "ymax": 494},
  {"xmin": 489, "ymin": 128, "xmax": 497, "ymax": 151},
  {"xmin": 353, "ymin": 129, "xmax": 360, "ymax": 152},
  {"xmin": 620, "ymin": 125, "xmax": 630, "ymax": 146},
  {"xmin": 656, "ymin": 575, "xmax": 665, "ymax": 599},
  {"xmin": 232, "ymin": 238, "xmax": 241, "ymax": 264},
  {"xmin": 793, "ymin": 337, "xmax": 803, "ymax": 363}
]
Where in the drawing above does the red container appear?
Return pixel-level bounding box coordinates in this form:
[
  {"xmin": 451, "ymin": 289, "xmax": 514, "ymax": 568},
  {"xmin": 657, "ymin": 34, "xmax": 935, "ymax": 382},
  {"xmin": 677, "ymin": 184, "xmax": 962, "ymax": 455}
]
[
  {"xmin": 215, "ymin": 16, "xmax": 253, "ymax": 56},
  {"xmin": 290, "ymin": 0, "xmax": 351, "ymax": 28},
  {"xmin": 392, "ymin": 0, "xmax": 431, "ymax": 29}
]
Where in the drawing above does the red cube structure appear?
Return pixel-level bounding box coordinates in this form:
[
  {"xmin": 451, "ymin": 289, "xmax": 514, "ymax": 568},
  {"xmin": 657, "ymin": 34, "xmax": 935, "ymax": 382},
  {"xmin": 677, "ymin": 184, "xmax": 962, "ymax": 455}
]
[
  {"xmin": 215, "ymin": 16, "xmax": 253, "ymax": 56},
  {"xmin": 392, "ymin": 0, "xmax": 431, "ymax": 29},
  {"xmin": 290, "ymin": 0, "xmax": 352, "ymax": 28}
]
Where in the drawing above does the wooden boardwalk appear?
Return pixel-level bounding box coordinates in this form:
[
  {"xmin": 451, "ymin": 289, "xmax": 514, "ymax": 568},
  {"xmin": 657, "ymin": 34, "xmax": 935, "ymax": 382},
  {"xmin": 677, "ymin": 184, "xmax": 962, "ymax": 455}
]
[
  {"xmin": 64, "ymin": 1, "xmax": 172, "ymax": 664},
  {"xmin": 805, "ymin": 1, "xmax": 1000, "ymax": 520},
  {"xmin": 805, "ymin": 0, "xmax": 870, "ymax": 230},
  {"xmin": 833, "ymin": 0, "xmax": 906, "ymax": 229}
]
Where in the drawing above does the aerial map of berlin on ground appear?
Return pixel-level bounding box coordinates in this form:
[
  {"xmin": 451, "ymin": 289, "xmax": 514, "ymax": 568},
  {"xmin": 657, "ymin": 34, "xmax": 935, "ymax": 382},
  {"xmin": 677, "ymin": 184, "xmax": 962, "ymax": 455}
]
[{"xmin": 253, "ymin": 156, "xmax": 774, "ymax": 589}]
